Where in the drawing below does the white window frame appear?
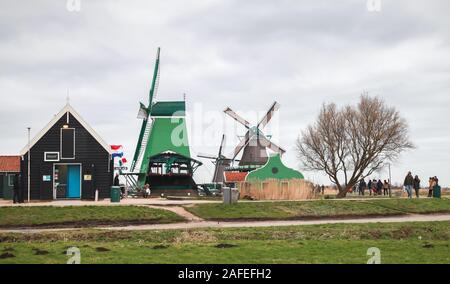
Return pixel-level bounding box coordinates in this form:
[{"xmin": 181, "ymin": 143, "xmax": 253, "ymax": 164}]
[
  {"xmin": 44, "ymin": 152, "xmax": 60, "ymax": 162},
  {"xmin": 60, "ymin": 128, "xmax": 75, "ymax": 160}
]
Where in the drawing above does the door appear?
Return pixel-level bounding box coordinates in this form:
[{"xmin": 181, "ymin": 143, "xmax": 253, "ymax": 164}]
[{"xmin": 67, "ymin": 165, "xmax": 81, "ymax": 198}]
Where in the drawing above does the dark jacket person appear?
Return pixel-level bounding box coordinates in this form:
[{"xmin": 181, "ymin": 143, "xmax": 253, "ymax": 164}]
[
  {"xmin": 113, "ymin": 173, "xmax": 120, "ymax": 186},
  {"xmin": 404, "ymin": 172, "xmax": 414, "ymax": 198},
  {"xmin": 13, "ymin": 174, "xmax": 20, "ymax": 204},
  {"xmin": 413, "ymin": 175, "xmax": 421, "ymax": 198}
]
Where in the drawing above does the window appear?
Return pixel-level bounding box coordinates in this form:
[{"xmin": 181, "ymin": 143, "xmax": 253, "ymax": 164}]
[
  {"xmin": 44, "ymin": 152, "xmax": 60, "ymax": 162},
  {"xmin": 61, "ymin": 128, "xmax": 75, "ymax": 159},
  {"xmin": 8, "ymin": 174, "xmax": 15, "ymax": 186}
]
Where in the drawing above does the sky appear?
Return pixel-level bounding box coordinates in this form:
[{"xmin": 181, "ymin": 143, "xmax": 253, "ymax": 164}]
[{"xmin": 0, "ymin": 0, "xmax": 449, "ymax": 186}]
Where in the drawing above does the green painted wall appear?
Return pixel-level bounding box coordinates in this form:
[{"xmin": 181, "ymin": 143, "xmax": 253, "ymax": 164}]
[
  {"xmin": 145, "ymin": 117, "xmax": 191, "ymax": 158},
  {"xmin": 246, "ymin": 154, "xmax": 304, "ymax": 181},
  {"xmin": 0, "ymin": 173, "xmax": 14, "ymax": 200}
]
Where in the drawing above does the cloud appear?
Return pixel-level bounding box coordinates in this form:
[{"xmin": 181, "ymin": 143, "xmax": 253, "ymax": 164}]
[{"xmin": 0, "ymin": 0, "xmax": 449, "ymax": 186}]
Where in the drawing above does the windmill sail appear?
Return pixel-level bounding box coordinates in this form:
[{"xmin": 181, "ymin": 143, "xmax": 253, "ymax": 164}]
[{"xmin": 131, "ymin": 47, "xmax": 161, "ymax": 172}]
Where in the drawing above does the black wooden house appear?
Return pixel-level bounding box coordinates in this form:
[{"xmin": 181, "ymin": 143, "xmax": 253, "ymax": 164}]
[{"xmin": 20, "ymin": 103, "xmax": 113, "ymax": 200}]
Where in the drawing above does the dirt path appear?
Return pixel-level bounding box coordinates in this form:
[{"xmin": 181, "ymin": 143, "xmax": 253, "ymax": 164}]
[
  {"xmin": 2, "ymin": 214, "xmax": 450, "ymax": 234},
  {"xmin": 146, "ymin": 205, "xmax": 204, "ymax": 222}
]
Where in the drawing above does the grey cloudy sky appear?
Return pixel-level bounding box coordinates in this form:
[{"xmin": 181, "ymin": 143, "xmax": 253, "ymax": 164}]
[{"xmin": 1, "ymin": 0, "xmax": 449, "ymax": 186}]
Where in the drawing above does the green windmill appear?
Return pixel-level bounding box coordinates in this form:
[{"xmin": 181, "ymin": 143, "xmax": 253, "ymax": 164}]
[{"xmin": 130, "ymin": 48, "xmax": 202, "ymax": 196}]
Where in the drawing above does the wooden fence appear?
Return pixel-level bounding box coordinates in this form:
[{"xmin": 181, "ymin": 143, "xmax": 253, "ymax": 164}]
[{"xmin": 237, "ymin": 179, "xmax": 316, "ymax": 200}]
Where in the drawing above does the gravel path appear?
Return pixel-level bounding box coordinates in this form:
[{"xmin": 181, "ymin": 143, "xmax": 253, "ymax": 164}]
[
  {"xmin": 146, "ymin": 205, "xmax": 204, "ymax": 222},
  {"xmin": 2, "ymin": 213, "xmax": 449, "ymax": 234}
]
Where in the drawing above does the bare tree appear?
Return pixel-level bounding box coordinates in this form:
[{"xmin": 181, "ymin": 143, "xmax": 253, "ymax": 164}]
[{"xmin": 296, "ymin": 95, "xmax": 414, "ymax": 198}]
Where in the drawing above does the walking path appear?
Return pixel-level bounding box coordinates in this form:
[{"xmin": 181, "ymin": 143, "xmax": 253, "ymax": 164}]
[
  {"xmin": 2, "ymin": 213, "xmax": 449, "ymax": 234},
  {"xmin": 3, "ymin": 196, "xmax": 440, "ymax": 208},
  {"xmin": 146, "ymin": 205, "xmax": 204, "ymax": 222}
]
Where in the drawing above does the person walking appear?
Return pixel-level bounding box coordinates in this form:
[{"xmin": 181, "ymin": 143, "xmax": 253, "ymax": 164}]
[
  {"xmin": 372, "ymin": 179, "xmax": 377, "ymax": 195},
  {"xmin": 413, "ymin": 175, "xmax": 421, "ymax": 198},
  {"xmin": 383, "ymin": 180, "xmax": 389, "ymax": 196},
  {"xmin": 12, "ymin": 174, "xmax": 20, "ymax": 204},
  {"xmin": 377, "ymin": 180, "xmax": 383, "ymax": 196},
  {"xmin": 359, "ymin": 179, "xmax": 367, "ymax": 196},
  {"xmin": 368, "ymin": 179, "xmax": 373, "ymax": 196},
  {"xmin": 428, "ymin": 177, "xmax": 436, "ymax": 198},
  {"xmin": 403, "ymin": 172, "xmax": 414, "ymax": 199}
]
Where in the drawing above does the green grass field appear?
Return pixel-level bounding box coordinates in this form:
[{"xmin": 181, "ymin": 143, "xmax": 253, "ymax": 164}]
[
  {"xmin": 0, "ymin": 206, "xmax": 185, "ymax": 228},
  {"xmin": 185, "ymin": 198, "xmax": 450, "ymax": 221},
  {"xmin": 1, "ymin": 221, "xmax": 449, "ymax": 264}
]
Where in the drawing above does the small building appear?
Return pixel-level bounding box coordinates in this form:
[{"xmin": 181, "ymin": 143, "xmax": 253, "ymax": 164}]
[
  {"xmin": 19, "ymin": 103, "xmax": 113, "ymax": 200},
  {"xmin": 0, "ymin": 156, "xmax": 20, "ymax": 199},
  {"xmin": 245, "ymin": 154, "xmax": 304, "ymax": 181}
]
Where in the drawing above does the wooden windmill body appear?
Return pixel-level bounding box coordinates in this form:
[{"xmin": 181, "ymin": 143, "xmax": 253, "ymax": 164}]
[{"xmin": 224, "ymin": 102, "xmax": 286, "ymax": 170}]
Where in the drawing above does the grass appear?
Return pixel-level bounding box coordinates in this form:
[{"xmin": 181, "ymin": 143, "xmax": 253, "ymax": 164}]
[
  {"xmin": 0, "ymin": 206, "xmax": 185, "ymax": 228},
  {"xmin": 0, "ymin": 221, "xmax": 449, "ymax": 264},
  {"xmin": 184, "ymin": 198, "xmax": 450, "ymax": 221}
]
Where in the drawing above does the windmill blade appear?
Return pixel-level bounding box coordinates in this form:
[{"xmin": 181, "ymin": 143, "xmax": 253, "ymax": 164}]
[
  {"xmin": 231, "ymin": 131, "xmax": 254, "ymax": 160},
  {"xmin": 258, "ymin": 135, "xmax": 286, "ymax": 155},
  {"xmin": 218, "ymin": 134, "xmax": 226, "ymax": 157},
  {"xmin": 257, "ymin": 101, "xmax": 280, "ymax": 129},
  {"xmin": 197, "ymin": 153, "xmax": 217, "ymax": 160},
  {"xmin": 224, "ymin": 107, "xmax": 251, "ymax": 129}
]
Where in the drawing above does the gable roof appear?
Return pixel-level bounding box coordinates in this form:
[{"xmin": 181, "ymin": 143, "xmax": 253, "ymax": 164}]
[
  {"xmin": 20, "ymin": 103, "xmax": 112, "ymax": 155},
  {"xmin": 151, "ymin": 101, "xmax": 186, "ymax": 117},
  {"xmin": 0, "ymin": 156, "xmax": 21, "ymax": 172}
]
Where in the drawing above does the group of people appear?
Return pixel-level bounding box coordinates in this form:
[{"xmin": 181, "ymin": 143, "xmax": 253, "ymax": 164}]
[
  {"xmin": 357, "ymin": 179, "xmax": 390, "ymax": 196},
  {"xmin": 403, "ymin": 172, "xmax": 441, "ymax": 198},
  {"xmin": 356, "ymin": 172, "xmax": 441, "ymax": 199},
  {"xmin": 314, "ymin": 184, "xmax": 325, "ymax": 195},
  {"xmin": 403, "ymin": 172, "xmax": 421, "ymax": 198},
  {"xmin": 427, "ymin": 176, "xmax": 440, "ymax": 198}
]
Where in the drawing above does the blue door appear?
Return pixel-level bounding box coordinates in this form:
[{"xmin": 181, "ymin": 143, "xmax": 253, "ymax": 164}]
[{"xmin": 67, "ymin": 165, "xmax": 81, "ymax": 198}]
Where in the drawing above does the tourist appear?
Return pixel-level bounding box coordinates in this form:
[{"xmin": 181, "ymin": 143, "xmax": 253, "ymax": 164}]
[
  {"xmin": 368, "ymin": 179, "xmax": 373, "ymax": 196},
  {"xmin": 377, "ymin": 180, "xmax": 383, "ymax": 195},
  {"xmin": 383, "ymin": 180, "xmax": 389, "ymax": 196},
  {"xmin": 372, "ymin": 179, "xmax": 378, "ymax": 195},
  {"xmin": 359, "ymin": 179, "xmax": 367, "ymax": 196},
  {"xmin": 433, "ymin": 177, "xmax": 441, "ymax": 198},
  {"xmin": 114, "ymin": 173, "xmax": 120, "ymax": 186},
  {"xmin": 321, "ymin": 185, "xmax": 325, "ymax": 195},
  {"xmin": 403, "ymin": 172, "xmax": 414, "ymax": 199},
  {"xmin": 143, "ymin": 184, "xmax": 151, "ymax": 198},
  {"xmin": 428, "ymin": 177, "xmax": 435, "ymax": 198},
  {"xmin": 413, "ymin": 175, "xmax": 421, "ymax": 198},
  {"xmin": 12, "ymin": 174, "xmax": 20, "ymax": 204}
]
